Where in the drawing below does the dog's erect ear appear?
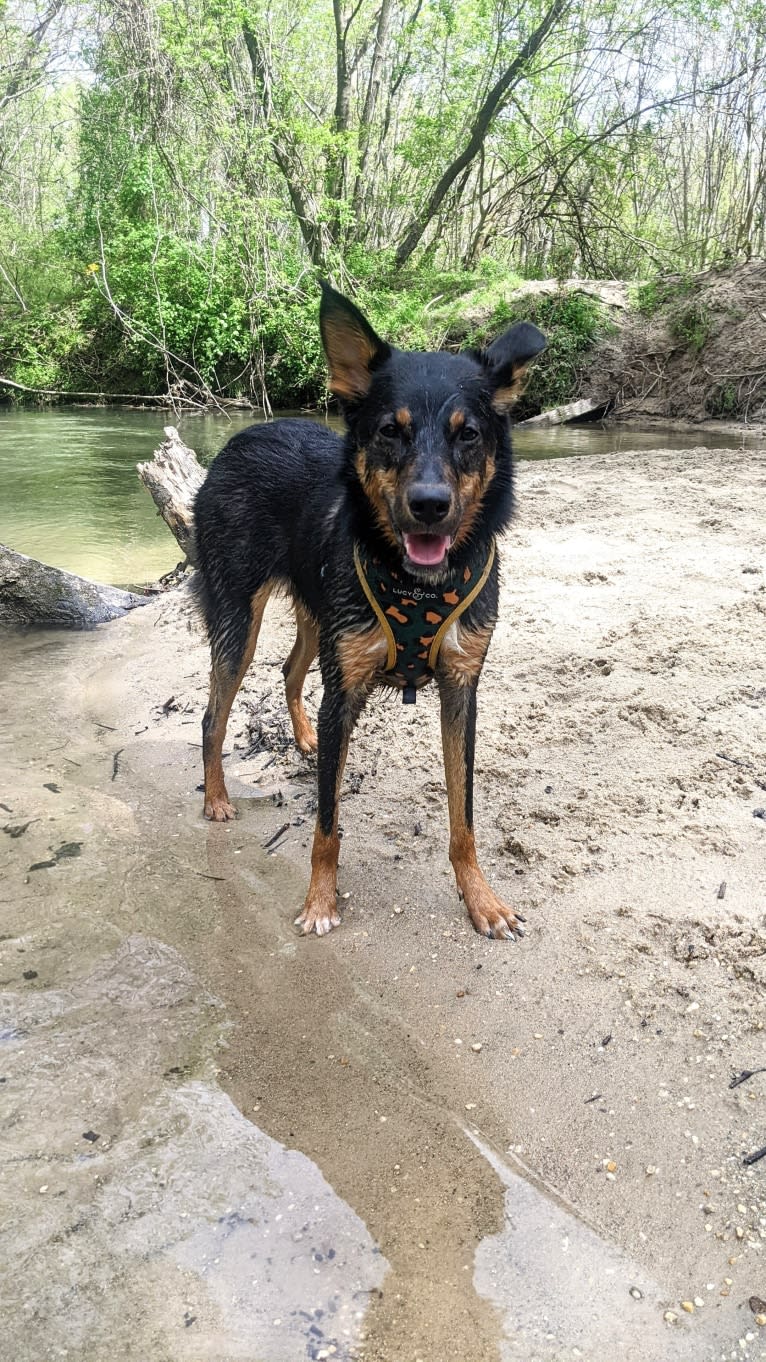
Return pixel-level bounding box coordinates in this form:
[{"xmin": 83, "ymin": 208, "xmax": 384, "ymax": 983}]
[
  {"xmin": 482, "ymin": 321, "xmax": 546, "ymax": 414},
  {"xmin": 319, "ymin": 281, "xmax": 391, "ymax": 402}
]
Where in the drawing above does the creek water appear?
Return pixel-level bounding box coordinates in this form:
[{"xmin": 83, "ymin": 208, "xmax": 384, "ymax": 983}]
[{"xmin": 0, "ymin": 405, "xmax": 756, "ymax": 586}]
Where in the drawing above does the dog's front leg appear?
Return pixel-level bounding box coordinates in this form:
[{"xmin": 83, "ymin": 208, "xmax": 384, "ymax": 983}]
[
  {"xmin": 295, "ymin": 684, "xmax": 365, "ymax": 937},
  {"xmin": 438, "ymin": 670, "xmax": 525, "ymax": 941}
]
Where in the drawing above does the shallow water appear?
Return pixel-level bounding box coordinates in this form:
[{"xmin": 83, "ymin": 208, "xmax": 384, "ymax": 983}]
[
  {"xmin": 0, "ymin": 628, "xmax": 389, "ymax": 1361},
  {"xmin": 0, "ymin": 932, "xmax": 387, "ymax": 1362},
  {"xmin": 0, "ymin": 406, "xmax": 757, "ymax": 587},
  {"xmin": 0, "ymin": 407, "xmax": 273, "ymax": 586},
  {"xmin": 469, "ymin": 1134, "xmax": 733, "ymax": 1362}
]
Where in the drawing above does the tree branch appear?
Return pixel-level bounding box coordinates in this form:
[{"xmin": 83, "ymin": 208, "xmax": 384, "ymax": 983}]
[{"xmin": 394, "ymin": 0, "xmax": 570, "ymax": 267}]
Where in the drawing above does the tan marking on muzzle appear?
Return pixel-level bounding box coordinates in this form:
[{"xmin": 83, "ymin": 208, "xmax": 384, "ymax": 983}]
[{"xmin": 451, "ymin": 457, "xmax": 496, "ymax": 548}]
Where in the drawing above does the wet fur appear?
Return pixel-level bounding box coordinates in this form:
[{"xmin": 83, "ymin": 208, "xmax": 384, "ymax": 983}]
[{"xmin": 194, "ymin": 284, "xmax": 545, "ymax": 938}]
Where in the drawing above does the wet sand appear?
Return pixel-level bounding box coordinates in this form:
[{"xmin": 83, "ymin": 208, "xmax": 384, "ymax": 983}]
[{"xmin": 1, "ymin": 446, "xmax": 765, "ymax": 1362}]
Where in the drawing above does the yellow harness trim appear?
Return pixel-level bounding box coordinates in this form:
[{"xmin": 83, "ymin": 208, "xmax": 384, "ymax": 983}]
[
  {"xmin": 353, "ymin": 543, "xmax": 398, "ymax": 669},
  {"xmin": 353, "ymin": 540, "xmax": 496, "ymax": 677},
  {"xmin": 426, "ymin": 539, "xmax": 496, "ymax": 671}
]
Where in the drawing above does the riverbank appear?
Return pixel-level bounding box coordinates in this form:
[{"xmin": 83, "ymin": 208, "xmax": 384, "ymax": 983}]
[
  {"xmin": 4, "ymin": 260, "xmax": 766, "ymax": 426},
  {"xmin": 1, "ymin": 445, "xmax": 765, "ymax": 1361}
]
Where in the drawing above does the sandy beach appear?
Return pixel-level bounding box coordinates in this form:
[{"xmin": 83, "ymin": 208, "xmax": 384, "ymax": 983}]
[{"xmin": 1, "ymin": 444, "xmax": 765, "ymax": 1362}]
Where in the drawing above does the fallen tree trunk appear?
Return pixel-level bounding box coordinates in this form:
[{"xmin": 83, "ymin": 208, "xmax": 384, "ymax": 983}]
[
  {"xmin": 519, "ymin": 397, "xmax": 606, "ymax": 427},
  {"xmin": 0, "ymin": 376, "xmax": 175, "ymax": 403},
  {"xmin": 0, "ymin": 427, "xmax": 205, "ymax": 630},
  {"xmin": 136, "ymin": 425, "xmax": 206, "ymax": 565},
  {"xmin": 0, "ymin": 545, "xmax": 150, "ymax": 629}
]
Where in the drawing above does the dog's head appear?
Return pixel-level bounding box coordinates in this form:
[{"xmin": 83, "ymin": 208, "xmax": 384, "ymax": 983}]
[{"xmin": 320, "ymin": 281, "xmax": 546, "ymax": 577}]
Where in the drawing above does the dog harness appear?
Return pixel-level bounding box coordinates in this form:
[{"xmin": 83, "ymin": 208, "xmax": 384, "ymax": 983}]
[{"xmin": 353, "ymin": 540, "xmax": 496, "ymax": 703}]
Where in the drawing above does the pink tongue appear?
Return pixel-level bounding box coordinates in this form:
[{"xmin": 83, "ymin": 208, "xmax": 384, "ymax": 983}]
[{"xmin": 404, "ymin": 533, "xmax": 451, "ymax": 566}]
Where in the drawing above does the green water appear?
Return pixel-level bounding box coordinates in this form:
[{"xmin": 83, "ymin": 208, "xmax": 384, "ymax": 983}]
[
  {"xmin": 0, "ymin": 406, "xmax": 756, "ymax": 587},
  {"xmin": 0, "ymin": 408, "xmax": 331, "ymax": 586}
]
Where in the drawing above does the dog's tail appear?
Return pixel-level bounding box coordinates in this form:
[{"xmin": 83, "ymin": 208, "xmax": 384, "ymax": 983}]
[{"xmin": 190, "ymin": 481, "xmax": 215, "ymax": 639}]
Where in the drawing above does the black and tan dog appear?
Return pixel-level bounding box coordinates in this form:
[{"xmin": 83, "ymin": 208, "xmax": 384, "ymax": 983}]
[{"xmin": 194, "ymin": 283, "xmax": 545, "ymax": 938}]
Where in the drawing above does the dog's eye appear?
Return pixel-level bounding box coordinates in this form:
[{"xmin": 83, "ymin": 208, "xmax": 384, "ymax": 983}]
[
  {"xmin": 378, "ymin": 421, "xmax": 399, "ymax": 440},
  {"xmin": 459, "ymin": 425, "xmax": 480, "ymax": 442}
]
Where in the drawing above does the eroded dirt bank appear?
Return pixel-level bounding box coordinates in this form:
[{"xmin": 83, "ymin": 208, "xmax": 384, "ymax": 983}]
[
  {"xmin": 590, "ymin": 261, "xmax": 766, "ymax": 425},
  {"xmin": 1, "ymin": 446, "xmax": 765, "ymax": 1362}
]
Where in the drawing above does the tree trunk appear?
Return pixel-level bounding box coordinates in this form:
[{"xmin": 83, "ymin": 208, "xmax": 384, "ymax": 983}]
[
  {"xmin": 353, "ymin": 0, "xmax": 393, "ymax": 212},
  {"xmin": 394, "ymin": 0, "xmax": 569, "ymax": 268},
  {"xmin": 0, "ymin": 546, "xmax": 150, "ymax": 629},
  {"xmin": 136, "ymin": 425, "xmax": 206, "ymax": 565},
  {"xmin": 242, "ymin": 23, "xmax": 327, "ymax": 268},
  {"xmin": 0, "ymin": 428, "xmax": 205, "ymax": 629}
]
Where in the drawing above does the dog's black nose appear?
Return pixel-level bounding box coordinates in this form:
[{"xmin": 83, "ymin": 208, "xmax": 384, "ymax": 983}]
[{"xmin": 407, "ymin": 483, "xmax": 451, "ymax": 524}]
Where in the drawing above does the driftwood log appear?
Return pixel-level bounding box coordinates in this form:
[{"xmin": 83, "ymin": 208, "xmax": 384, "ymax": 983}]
[
  {"xmin": 0, "ymin": 545, "xmax": 150, "ymax": 629},
  {"xmin": 519, "ymin": 397, "xmax": 605, "ymax": 427},
  {"xmin": 0, "ymin": 426, "xmax": 205, "ymax": 630},
  {"xmin": 136, "ymin": 425, "xmax": 206, "ymax": 564}
]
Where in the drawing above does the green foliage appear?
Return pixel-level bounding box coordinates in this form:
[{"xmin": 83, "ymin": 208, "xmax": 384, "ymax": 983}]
[
  {"xmin": 0, "ymin": 222, "xmax": 92, "ymax": 398},
  {"xmin": 0, "ymin": 304, "xmax": 85, "ymax": 396},
  {"xmin": 252, "ymin": 282, "xmax": 326, "ymax": 406},
  {"xmin": 81, "ymin": 230, "xmax": 252, "ymax": 390},
  {"xmin": 633, "ymin": 274, "xmax": 696, "ymax": 316},
  {"xmin": 669, "ymin": 301, "xmax": 711, "ymax": 353},
  {"xmin": 705, "ymin": 381, "xmax": 739, "ymax": 418},
  {"xmin": 633, "ymin": 273, "xmax": 713, "ymax": 360},
  {"xmin": 0, "ymin": 248, "xmax": 610, "ymax": 411},
  {"xmin": 0, "ymin": 222, "xmax": 259, "ymax": 400},
  {"xmin": 463, "ymin": 290, "xmax": 611, "ymax": 417},
  {"xmin": 3, "ymin": 0, "xmax": 764, "ymax": 411}
]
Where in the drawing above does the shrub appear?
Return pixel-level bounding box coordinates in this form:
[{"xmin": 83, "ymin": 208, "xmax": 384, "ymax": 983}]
[
  {"xmin": 463, "ymin": 289, "xmax": 610, "ymax": 417},
  {"xmin": 669, "ymin": 302, "xmax": 711, "ymax": 353}
]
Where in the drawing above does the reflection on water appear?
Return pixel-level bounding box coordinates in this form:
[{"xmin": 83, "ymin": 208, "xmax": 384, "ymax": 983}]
[
  {"xmin": 0, "ymin": 933, "xmax": 387, "ymax": 1361},
  {"xmin": 0, "ymin": 405, "xmax": 756, "ymax": 587},
  {"xmin": 514, "ymin": 420, "xmax": 757, "ymax": 461},
  {"xmin": 469, "ymin": 1132, "xmax": 732, "ymax": 1362}
]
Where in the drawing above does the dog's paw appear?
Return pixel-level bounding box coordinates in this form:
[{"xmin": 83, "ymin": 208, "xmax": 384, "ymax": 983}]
[
  {"xmin": 295, "ymin": 725, "xmax": 318, "ymax": 755},
  {"xmin": 204, "ymin": 795, "xmax": 237, "ymax": 822},
  {"xmin": 295, "ymin": 895, "xmax": 342, "ymax": 937},
  {"xmin": 463, "ymin": 882, "xmax": 525, "ymax": 941}
]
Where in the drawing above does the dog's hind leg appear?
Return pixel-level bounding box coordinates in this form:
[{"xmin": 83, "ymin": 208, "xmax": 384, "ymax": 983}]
[
  {"xmin": 282, "ymin": 603, "xmax": 319, "ymax": 754},
  {"xmin": 202, "ymin": 583, "xmax": 272, "ymax": 821}
]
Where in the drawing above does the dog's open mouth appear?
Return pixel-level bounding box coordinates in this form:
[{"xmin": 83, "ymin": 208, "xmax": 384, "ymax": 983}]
[{"xmin": 403, "ymin": 532, "xmax": 452, "ymax": 567}]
